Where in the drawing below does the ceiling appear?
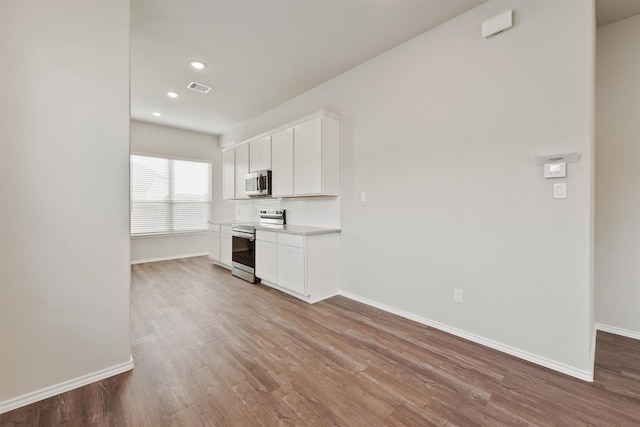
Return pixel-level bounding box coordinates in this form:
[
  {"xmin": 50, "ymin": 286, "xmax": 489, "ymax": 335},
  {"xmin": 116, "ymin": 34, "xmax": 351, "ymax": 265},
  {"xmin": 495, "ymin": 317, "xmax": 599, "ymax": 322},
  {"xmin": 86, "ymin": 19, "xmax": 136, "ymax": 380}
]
[
  {"xmin": 596, "ymin": 0, "xmax": 640, "ymax": 27},
  {"xmin": 130, "ymin": 0, "xmax": 487, "ymax": 136},
  {"xmin": 131, "ymin": 0, "xmax": 640, "ymax": 137}
]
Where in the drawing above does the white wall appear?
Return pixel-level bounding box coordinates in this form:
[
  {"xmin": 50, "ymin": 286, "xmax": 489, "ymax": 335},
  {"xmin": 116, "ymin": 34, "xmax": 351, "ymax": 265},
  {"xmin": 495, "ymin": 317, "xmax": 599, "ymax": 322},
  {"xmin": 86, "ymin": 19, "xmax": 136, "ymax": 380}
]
[
  {"xmin": 130, "ymin": 120, "xmax": 232, "ymax": 263},
  {"xmin": 131, "ymin": 233, "xmax": 211, "ymax": 265},
  {"xmin": 0, "ymin": 0, "xmax": 131, "ymax": 411},
  {"xmin": 595, "ymin": 14, "xmax": 640, "ymax": 337},
  {"xmin": 222, "ymin": 0, "xmax": 596, "ymax": 378},
  {"xmin": 132, "ymin": 120, "xmax": 218, "ymax": 160}
]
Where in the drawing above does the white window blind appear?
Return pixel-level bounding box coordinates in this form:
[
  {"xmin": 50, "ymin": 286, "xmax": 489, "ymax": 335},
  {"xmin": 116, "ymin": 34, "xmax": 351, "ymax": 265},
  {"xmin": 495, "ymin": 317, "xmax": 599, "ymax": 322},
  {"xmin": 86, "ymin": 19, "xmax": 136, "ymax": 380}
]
[{"xmin": 130, "ymin": 154, "xmax": 211, "ymax": 236}]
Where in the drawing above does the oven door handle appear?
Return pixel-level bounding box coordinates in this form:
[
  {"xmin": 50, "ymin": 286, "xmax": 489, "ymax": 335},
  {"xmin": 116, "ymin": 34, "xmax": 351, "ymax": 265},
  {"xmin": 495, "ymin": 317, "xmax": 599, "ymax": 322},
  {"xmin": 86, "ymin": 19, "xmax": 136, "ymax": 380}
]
[{"xmin": 232, "ymin": 231, "xmax": 255, "ymax": 241}]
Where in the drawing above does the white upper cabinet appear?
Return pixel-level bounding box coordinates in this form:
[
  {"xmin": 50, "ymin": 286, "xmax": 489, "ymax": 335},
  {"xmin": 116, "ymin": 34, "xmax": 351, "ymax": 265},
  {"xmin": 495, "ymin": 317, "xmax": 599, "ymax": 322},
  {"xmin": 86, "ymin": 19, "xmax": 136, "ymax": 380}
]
[
  {"xmin": 249, "ymin": 135, "xmax": 271, "ymax": 172},
  {"xmin": 222, "ymin": 148, "xmax": 235, "ymax": 200},
  {"xmin": 271, "ymin": 127, "xmax": 294, "ymax": 197},
  {"xmin": 293, "ymin": 114, "xmax": 339, "ymax": 196},
  {"xmin": 225, "ymin": 111, "xmax": 339, "ymax": 199},
  {"xmin": 234, "ymin": 144, "xmax": 250, "ymax": 199},
  {"xmin": 294, "ymin": 118, "xmax": 322, "ymax": 195}
]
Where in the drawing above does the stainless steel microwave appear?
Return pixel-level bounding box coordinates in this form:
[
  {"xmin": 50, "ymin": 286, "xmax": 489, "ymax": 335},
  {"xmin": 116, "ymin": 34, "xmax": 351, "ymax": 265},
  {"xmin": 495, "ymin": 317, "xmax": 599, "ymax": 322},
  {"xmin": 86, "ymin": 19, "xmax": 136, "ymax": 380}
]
[{"xmin": 245, "ymin": 170, "xmax": 272, "ymax": 197}]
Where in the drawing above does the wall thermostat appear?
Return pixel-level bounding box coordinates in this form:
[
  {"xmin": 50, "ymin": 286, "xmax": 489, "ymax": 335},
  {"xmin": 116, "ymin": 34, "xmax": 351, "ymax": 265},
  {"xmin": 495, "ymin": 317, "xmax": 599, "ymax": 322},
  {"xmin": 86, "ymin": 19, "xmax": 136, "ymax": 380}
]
[{"xmin": 544, "ymin": 162, "xmax": 566, "ymax": 179}]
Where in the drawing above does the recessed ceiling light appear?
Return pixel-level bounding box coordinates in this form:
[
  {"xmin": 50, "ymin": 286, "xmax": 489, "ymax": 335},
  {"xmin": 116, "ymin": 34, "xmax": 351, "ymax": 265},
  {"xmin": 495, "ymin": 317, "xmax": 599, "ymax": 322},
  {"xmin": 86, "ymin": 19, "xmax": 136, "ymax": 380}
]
[
  {"xmin": 167, "ymin": 91, "xmax": 179, "ymax": 98},
  {"xmin": 152, "ymin": 112, "xmax": 161, "ymax": 117},
  {"xmin": 189, "ymin": 60, "xmax": 206, "ymax": 70}
]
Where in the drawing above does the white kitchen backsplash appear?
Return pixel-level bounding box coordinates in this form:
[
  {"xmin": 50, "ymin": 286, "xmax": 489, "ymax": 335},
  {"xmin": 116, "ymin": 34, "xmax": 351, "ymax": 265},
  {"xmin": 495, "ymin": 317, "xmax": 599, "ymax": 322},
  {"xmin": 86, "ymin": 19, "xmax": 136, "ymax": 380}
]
[
  {"xmin": 282, "ymin": 197, "xmax": 341, "ymax": 228},
  {"xmin": 234, "ymin": 197, "xmax": 340, "ymax": 228}
]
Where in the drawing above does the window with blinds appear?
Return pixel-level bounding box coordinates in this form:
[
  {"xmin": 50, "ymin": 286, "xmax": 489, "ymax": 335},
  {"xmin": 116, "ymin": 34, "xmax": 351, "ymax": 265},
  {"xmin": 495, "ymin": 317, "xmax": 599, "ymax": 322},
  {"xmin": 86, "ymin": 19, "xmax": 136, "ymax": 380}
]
[{"xmin": 130, "ymin": 154, "xmax": 211, "ymax": 236}]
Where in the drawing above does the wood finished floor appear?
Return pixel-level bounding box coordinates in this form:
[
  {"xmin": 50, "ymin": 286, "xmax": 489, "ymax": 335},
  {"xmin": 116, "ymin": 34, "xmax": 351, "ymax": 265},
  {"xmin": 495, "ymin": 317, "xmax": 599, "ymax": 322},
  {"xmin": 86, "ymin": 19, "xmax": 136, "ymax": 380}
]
[{"xmin": 2, "ymin": 256, "xmax": 640, "ymax": 426}]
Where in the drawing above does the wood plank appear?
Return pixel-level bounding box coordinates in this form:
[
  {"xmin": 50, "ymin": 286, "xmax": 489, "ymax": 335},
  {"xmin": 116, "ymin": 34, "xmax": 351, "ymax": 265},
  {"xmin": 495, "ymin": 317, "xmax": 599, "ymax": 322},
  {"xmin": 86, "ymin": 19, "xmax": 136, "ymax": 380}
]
[{"xmin": 2, "ymin": 257, "xmax": 640, "ymax": 426}]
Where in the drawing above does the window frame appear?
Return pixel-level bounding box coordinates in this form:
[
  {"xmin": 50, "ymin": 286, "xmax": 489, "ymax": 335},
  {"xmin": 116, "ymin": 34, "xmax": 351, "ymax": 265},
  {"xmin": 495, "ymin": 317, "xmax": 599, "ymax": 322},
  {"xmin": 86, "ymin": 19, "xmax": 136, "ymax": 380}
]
[{"xmin": 130, "ymin": 151, "xmax": 212, "ymax": 237}]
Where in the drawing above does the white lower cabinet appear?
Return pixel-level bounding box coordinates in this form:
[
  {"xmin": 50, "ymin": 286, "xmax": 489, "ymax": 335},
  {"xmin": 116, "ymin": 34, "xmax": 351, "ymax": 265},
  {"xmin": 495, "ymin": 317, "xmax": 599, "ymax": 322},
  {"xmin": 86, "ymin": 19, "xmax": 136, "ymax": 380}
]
[
  {"xmin": 255, "ymin": 231, "xmax": 277, "ymax": 284},
  {"xmin": 220, "ymin": 225, "xmax": 233, "ymax": 268},
  {"xmin": 208, "ymin": 224, "xmax": 221, "ymax": 262},
  {"xmin": 277, "ymin": 234, "xmax": 307, "ymax": 296},
  {"xmin": 209, "ymin": 224, "xmax": 232, "ymax": 269},
  {"xmin": 255, "ymin": 230, "xmax": 338, "ymax": 303}
]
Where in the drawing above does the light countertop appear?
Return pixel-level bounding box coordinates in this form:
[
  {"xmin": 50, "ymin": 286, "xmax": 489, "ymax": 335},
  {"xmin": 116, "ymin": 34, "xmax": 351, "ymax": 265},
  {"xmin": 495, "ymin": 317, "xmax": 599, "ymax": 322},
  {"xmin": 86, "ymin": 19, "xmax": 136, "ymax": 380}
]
[
  {"xmin": 255, "ymin": 224, "xmax": 340, "ymax": 236},
  {"xmin": 208, "ymin": 220, "xmax": 234, "ymax": 226},
  {"xmin": 209, "ymin": 220, "xmax": 340, "ymax": 236}
]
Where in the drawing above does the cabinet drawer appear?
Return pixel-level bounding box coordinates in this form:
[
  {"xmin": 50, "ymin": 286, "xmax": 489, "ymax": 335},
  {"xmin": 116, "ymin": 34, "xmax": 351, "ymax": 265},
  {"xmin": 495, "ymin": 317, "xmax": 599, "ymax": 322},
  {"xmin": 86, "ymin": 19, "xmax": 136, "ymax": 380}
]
[
  {"xmin": 221, "ymin": 225, "xmax": 232, "ymax": 235},
  {"xmin": 256, "ymin": 230, "xmax": 277, "ymax": 243},
  {"xmin": 278, "ymin": 233, "xmax": 305, "ymax": 248},
  {"xmin": 209, "ymin": 224, "xmax": 220, "ymax": 232}
]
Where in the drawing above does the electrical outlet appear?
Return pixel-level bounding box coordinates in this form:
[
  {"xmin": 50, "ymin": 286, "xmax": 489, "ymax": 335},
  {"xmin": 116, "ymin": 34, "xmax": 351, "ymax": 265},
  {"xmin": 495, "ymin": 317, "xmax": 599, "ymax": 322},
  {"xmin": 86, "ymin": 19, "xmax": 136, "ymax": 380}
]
[{"xmin": 453, "ymin": 289, "xmax": 463, "ymax": 304}]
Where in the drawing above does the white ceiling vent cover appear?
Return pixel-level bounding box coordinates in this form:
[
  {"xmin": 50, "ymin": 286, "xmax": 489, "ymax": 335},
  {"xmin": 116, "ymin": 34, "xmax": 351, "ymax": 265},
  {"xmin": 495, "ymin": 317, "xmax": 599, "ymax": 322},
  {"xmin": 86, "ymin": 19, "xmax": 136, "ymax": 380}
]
[{"xmin": 187, "ymin": 82, "xmax": 211, "ymax": 93}]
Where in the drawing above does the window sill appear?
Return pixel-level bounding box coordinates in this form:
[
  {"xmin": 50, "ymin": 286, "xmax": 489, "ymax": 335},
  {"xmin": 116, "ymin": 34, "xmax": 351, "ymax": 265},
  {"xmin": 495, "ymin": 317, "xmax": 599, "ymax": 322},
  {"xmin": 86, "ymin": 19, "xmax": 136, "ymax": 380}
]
[{"xmin": 131, "ymin": 231, "xmax": 209, "ymax": 239}]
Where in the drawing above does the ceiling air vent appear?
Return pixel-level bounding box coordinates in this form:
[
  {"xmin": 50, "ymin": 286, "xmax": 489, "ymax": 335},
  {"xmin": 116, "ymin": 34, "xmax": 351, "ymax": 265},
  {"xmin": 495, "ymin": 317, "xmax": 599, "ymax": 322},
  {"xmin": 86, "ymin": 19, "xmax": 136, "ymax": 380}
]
[{"xmin": 187, "ymin": 82, "xmax": 211, "ymax": 93}]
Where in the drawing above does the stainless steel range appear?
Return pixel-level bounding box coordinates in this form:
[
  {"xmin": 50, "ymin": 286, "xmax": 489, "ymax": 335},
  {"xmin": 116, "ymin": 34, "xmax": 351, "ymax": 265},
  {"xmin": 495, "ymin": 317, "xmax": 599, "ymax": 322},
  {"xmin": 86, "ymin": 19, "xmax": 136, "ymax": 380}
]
[{"xmin": 231, "ymin": 209, "xmax": 285, "ymax": 283}]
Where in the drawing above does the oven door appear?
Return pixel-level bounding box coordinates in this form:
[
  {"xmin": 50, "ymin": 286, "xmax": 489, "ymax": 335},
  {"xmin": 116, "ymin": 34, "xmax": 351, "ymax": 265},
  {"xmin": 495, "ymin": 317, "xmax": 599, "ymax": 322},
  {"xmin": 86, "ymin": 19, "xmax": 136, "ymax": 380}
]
[{"xmin": 231, "ymin": 231, "xmax": 257, "ymax": 282}]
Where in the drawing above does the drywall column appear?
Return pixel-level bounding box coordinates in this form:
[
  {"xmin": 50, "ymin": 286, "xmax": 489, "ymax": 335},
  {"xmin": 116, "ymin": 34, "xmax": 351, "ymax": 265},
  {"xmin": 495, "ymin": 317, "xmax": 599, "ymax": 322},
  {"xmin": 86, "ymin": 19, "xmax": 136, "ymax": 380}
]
[
  {"xmin": 0, "ymin": 0, "xmax": 131, "ymax": 412},
  {"xmin": 595, "ymin": 15, "xmax": 640, "ymax": 338}
]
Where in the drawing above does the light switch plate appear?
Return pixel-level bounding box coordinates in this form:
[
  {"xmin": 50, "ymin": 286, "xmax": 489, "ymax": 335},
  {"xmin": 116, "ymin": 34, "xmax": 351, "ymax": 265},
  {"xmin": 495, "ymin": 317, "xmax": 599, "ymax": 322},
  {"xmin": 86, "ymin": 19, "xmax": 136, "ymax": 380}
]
[
  {"xmin": 360, "ymin": 192, "xmax": 367, "ymax": 202},
  {"xmin": 554, "ymin": 183, "xmax": 567, "ymax": 199}
]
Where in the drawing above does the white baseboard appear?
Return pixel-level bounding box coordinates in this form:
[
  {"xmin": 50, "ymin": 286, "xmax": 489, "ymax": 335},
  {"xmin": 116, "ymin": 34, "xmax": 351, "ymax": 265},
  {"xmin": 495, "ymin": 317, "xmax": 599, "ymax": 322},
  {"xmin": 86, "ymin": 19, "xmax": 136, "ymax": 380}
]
[
  {"xmin": 260, "ymin": 278, "xmax": 339, "ymax": 304},
  {"xmin": 596, "ymin": 323, "xmax": 640, "ymax": 340},
  {"xmin": 339, "ymin": 291, "xmax": 594, "ymax": 382},
  {"xmin": 131, "ymin": 252, "xmax": 208, "ymax": 265},
  {"xmin": 0, "ymin": 357, "xmax": 134, "ymax": 415}
]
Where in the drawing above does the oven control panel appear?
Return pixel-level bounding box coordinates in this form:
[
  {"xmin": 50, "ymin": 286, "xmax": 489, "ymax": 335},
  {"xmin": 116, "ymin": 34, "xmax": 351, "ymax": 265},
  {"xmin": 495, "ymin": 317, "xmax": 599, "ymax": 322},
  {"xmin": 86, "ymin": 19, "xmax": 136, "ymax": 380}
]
[{"xmin": 259, "ymin": 209, "xmax": 285, "ymax": 225}]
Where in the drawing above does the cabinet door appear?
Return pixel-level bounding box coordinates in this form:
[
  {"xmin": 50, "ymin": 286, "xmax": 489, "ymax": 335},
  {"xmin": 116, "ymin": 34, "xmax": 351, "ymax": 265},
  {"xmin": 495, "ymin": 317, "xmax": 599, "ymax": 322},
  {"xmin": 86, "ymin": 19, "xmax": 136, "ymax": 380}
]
[
  {"xmin": 294, "ymin": 117, "xmax": 322, "ymax": 195},
  {"xmin": 221, "ymin": 233, "xmax": 232, "ymax": 267},
  {"xmin": 272, "ymin": 127, "xmax": 294, "ymax": 197},
  {"xmin": 249, "ymin": 139, "xmax": 261, "ymax": 172},
  {"xmin": 234, "ymin": 144, "xmax": 249, "ymax": 199},
  {"xmin": 209, "ymin": 231, "xmax": 221, "ymax": 262},
  {"xmin": 222, "ymin": 149, "xmax": 235, "ymax": 200},
  {"xmin": 249, "ymin": 135, "xmax": 271, "ymax": 172},
  {"xmin": 261, "ymin": 136, "xmax": 272, "ymax": 170},
  {"xmin": 256, "ymin": 240, "xmax": 277, "ymax": 283},
  {"xmin": 277, "ymin": 244, "xmax": 306, "ymax": 295}
]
